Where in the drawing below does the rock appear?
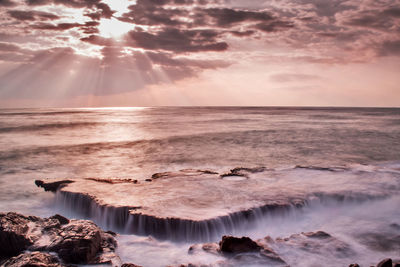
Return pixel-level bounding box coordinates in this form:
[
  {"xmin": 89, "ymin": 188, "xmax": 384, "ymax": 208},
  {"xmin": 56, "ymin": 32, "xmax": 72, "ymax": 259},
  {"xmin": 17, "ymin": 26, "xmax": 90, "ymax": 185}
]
[
  {"xmin": 49, "ymin": 214, "xmax": 69, "ymax": 225},
  {"xmin": 219, "ymin": 236, "xmax": 262, "ymax": 253},
  {"xmin": 349, "ymin": 264, "xmax": 360, "ymax": 267},
  {"xmin": 121, "ymin": 264, "xmax": 143, "ymax": 267},
  {"xmin": 2, "ymin": 252, "xmax": 64, "ymax": 267},
  {"xmin": 0, "ymin": 212, "xmax": 118, "ymax": 265},
  {"xmin": 0, "ymin": 212, "xmax": 36, "ymax": 257},
  {"xmin": 302, "ymin": 231, "xmax": 331, "ymax": 239},
  {"xmin": 35, "ymin": 179, "xmax": 74, "ymax": 192},
  {"xmin": 47, "ymin": 220, "xmax": 105, "ymax": 264},
  {"xmin": 377, "ymin": 258, "xmax": 392, "ymax": 267}
]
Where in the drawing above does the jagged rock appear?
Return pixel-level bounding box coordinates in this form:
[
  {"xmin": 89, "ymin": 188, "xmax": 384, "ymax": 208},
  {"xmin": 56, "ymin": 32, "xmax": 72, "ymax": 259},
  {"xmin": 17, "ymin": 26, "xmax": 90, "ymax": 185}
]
[
  {"xmin": 302, "ymin": 231, "xmax": 331, "ymax": 239},
  {"xmin": 47, "ymin": 220, "xmax": 102, "ymax": 263},
  {"xmin": 0, "ymin": 212, "xmax": 118, "ymax": 265},
  {"xmin": 0, "ymin": 212, "xmax": 36, "ymax": 257},
  {"xmin": 2, "ymin": 252, "xmax": 64, "ymax": 267},
  {"xmin": 377, "ymin": 258, "xmax": 392, "ymax": 267},
  {"xmin": 34, "ymin": 180, "xmax": 74, "ymax": 192},
  {"xmin": 189, "ymin": 236, "xmax": 286, "ymax": 266},
  {"xmin": 49, "ymin": 214, "xmax": 69, "ymax": 225},
  {"xmin": 219, "ymin": 236, "xmax": 262, "ymax": 253}
]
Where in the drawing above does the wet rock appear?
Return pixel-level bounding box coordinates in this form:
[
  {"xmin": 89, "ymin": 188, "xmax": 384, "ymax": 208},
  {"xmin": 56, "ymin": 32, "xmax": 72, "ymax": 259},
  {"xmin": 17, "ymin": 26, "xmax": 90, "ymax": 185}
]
[
  {"xmin": 0, "ymin": 212, "xmax": 118, "ymax": 265},
  {"xmin": 219, "ymin": 236, "xmax": 262, "ymax": 253},
  {"xmin": 376, "ymin": 258, "xmax": 392, "ymax": 267},
  {"xmin": 49, "ymin": 214, "xmax": 69, "ymax": 225},
  {"xmin": 302, "ymin": 231, "xmax": 332, "ymax": 239},
  {"xmin": 35, "ymin": 179, "xmax": 74, "ymax": 192},
  {"xmin": 0, "ymin": 212, "xmax": 36, "ymax": 257},
  {"xmin": 2, "ymin": 252, "xmax": 64, "ymax": 267},
  {"xmin": 47, "ymin": 220, "xmax": 102, "ymax": 263}
]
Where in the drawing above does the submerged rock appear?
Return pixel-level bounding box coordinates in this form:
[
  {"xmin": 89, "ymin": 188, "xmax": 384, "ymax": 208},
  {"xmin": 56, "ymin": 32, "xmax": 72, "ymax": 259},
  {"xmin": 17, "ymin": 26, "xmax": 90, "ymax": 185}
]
[
  {"xmin": 219, "ymin": 236, "xmax": 262, "ymax": 253},
  {"xmin": 377, "ymin": 258, "xmax": 392, "ymax": 267},
  {"xmin": 271, "ymin": 231, "xmax": 354, "ymax": 258},
  {"xmin": 2, "ymin": 252, "xmax": 65, "ymax": 267},
  {"xmin": 0, "ymin": 212, "xmax": 118, "ymax": 265},
  {"xmin": 189, "ymin": 235, "xmax": 287, "ymax": 266}
]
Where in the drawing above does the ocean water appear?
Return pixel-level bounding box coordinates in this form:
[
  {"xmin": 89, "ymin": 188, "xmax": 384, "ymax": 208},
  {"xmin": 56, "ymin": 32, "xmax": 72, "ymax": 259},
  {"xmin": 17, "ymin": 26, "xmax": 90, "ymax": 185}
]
[{"xmin": 0, "ymin": 107, "xmax": 399, "ymax": 266}]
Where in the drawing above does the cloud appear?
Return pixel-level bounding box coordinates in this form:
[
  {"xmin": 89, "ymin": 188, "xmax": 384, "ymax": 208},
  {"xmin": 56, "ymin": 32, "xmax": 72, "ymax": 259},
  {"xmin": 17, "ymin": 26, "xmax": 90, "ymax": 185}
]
[
  {"xmin": 126, "ymin": 28, "xmax": 228, "ymax": 53},
  {"xmin": 7, "ymin": 10, "xmax": 60, "ymax": 20},
  {"xmin": 270, "ymin": 73, "xmax": 322, "ymax": 82},
  {"xmin": 379, "ymin": 40, "xmax": 400, "ymax": 56},
  {"xmin": 0, "ymin": 0, "xmax": 16, "ymax": 7},
  {"xmin": 0, "ymin": 44, "xmax": 231, "ymax": 98},
  {"xmin": 32, "ymin": 21, "xmax": 99, "ymax": 32},
  {"xmin": 25, "ymin": 0, "xmax": 115, "ymax": 20},
  {"xmin": 0, "ymin": 42, "xmax": 21, "ymax": 52}
]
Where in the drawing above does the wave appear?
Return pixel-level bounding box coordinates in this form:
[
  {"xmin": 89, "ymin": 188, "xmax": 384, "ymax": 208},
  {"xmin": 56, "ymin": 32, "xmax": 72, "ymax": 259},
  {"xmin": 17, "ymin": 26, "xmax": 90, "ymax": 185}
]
[{"xmin": 0, "ymin": 122, "xmax": 102, "ymax": 133}]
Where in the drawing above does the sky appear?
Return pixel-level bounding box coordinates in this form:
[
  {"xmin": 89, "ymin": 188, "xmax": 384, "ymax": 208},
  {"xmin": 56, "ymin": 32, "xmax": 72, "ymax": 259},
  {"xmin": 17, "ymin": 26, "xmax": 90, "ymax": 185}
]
[{"xmin": 0, "ymin": 0, "xmax": 399, "ymax": 107}]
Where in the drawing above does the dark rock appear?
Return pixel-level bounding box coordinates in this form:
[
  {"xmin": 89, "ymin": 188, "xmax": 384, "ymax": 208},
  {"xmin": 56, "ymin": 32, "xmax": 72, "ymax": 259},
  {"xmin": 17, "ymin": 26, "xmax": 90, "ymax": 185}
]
[
  {"xmin": 219, "ymin": 236, "xmax": 262, "ymax": 253},
  {"xmin": 2, "ymin": 252, "xmax": 64, "ymax": 267},
  {"xmin": 121, "ymin": 264, "xmax": 143, "ymax": 267},
  {"xmin": 349, "ymin": 264, "xmax": 360, "ymax": 267},
  {"xmin": 230, "ymin": 167, "xmax": 266, "ymax": 174},
  {"xmin": 35, "ymin": 179, "xmax": 74, "ymax": 192},
  {"xmin": 0, "ymin": 212, "xmax": 118, "ymax": 265},
  {"xmin": 145, "ymin": 179, "xmax": 153, "ymax": 182},
  {"xmin": 47, "ymin": 220, "xmax": 103, "ymax": 264},
  {"xmin": 302, "ymin": 231, "xmax": 332, "ymax": 239},
  {"xmin": 0, "ymin": 212, "xmax": 36, "ymax": 257},
  {"xmin": 377, "ymin": 258, "xmax": 392, "ymax": 267},
  {"xmin": 49, "ymin": 214, "xmax": 69, "ymax": 225}
]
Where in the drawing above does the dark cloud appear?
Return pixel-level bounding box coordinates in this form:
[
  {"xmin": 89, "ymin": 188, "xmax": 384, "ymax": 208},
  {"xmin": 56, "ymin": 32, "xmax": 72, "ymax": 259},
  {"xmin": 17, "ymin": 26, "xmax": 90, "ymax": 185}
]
[
  {"xmin": 0, "ymin": 42, "xmax": 21, "ymax": 52},
  {"xmin": 7, "ymin": 10, "xmax": 60, "ymax": 21},
  {"xmin": 0, "ymin": 0, "xmax": 16, "ymax": 6},
  {"xmin": 126, "ymin": 28, "xmax": 228, "ymax": 53},
  {"xmin": 379, "ymin": 40, "xmax": 400, "ymax": 56},
  {"xmin": 32, "ymin": 21, "xmax": 99, "ymax": 31},
  {"xmin": 80, "ymin": 35, "xmax": 114, "ymax": 46}
]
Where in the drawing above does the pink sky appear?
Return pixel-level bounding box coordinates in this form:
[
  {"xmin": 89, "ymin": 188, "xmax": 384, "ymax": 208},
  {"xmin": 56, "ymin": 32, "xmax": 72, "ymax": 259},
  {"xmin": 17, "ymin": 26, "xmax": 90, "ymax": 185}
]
[{"xmin": 0, "ymin": 0, "xmax": 399, "ymax": 107}]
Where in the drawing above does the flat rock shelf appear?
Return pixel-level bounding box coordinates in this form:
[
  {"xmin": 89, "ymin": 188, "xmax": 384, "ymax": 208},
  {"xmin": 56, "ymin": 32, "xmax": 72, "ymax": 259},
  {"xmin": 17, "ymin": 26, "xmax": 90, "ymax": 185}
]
[{"xmin": 35, "ymin": 167, "xmax": 396, "ymax": 241}]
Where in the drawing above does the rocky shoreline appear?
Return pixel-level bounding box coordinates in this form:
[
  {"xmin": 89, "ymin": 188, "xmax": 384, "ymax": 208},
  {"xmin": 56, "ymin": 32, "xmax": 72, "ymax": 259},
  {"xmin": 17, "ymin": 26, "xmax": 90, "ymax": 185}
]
[{"xmin": 1, "ymin": 212, "xmax": 399, "ymax": 267}]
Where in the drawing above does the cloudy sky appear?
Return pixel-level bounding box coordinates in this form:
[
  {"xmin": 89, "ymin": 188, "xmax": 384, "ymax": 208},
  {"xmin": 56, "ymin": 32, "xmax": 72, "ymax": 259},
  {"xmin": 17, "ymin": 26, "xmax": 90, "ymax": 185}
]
[{"xmin": 0, "ymin": 0, "xmax": 399, "ymax": 107}]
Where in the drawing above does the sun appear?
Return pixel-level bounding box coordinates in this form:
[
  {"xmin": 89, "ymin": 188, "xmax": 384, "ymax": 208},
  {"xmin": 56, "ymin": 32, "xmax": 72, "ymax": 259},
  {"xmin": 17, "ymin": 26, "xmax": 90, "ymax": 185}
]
[
  {"xmin": 97, "ymin": 0, "xmax": 135, "ymax": 39},
  {"xmin": 98, "ymin": 18, "xmax": 134, "ymax": 39}
]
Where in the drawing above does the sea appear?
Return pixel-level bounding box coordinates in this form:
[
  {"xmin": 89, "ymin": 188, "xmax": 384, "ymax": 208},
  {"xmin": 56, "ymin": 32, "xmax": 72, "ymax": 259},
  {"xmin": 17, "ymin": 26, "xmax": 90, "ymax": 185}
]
[{"xmin": 0, "ymin": 107, "xmax": 399, "ymax": 266}]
